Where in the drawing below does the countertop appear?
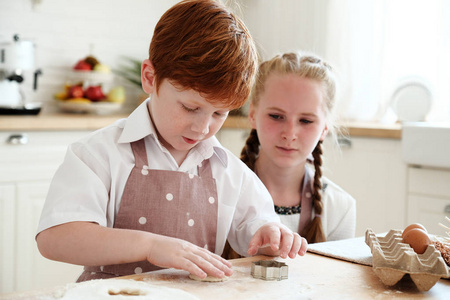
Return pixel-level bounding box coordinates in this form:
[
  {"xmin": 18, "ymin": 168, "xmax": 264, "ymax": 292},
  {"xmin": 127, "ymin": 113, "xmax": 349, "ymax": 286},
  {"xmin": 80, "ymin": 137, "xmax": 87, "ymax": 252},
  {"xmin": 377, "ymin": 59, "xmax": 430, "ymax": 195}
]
[
  {"xmin": 0, "ymin": 113, "xmax": 402, "ymax": 139},
  {"xmin": 3, "ymin": 253, "xmax": 449, "ymax": 299}
]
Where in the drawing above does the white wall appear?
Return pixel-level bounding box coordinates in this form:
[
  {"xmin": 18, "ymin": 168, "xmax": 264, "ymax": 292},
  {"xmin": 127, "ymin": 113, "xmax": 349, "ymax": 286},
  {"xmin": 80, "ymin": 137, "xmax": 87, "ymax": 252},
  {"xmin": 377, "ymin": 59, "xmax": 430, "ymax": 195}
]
[
  {"xmin": 0, "ymin": 0, "xmax": 179, "ymax": 112},
  {"xmin": 240, "ymin": 0, "xmax": 329, "ymax": 60},
  {"xmin": 0, "ymin": 0, "xmax": 327, "ymax": 113}
]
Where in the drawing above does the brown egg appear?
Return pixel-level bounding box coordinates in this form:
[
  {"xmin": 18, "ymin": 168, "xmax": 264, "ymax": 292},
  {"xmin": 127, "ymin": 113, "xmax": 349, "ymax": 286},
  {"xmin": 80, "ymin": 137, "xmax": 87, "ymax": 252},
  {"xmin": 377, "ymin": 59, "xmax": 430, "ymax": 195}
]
[
  {"xmin": 402, "ymin": 223, "xmax": 427, "ymax": 240},
  {"xmin": 402, "ymin": 228, "xmax": 431, "ymax": 254}
]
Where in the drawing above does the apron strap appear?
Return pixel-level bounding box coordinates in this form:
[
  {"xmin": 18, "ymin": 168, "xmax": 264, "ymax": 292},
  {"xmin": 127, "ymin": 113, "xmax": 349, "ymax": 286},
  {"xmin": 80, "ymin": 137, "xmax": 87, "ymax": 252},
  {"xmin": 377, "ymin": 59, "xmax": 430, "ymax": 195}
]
[
  {"xmin": 197, "ymin": 159, "xmax": 213, "ymax": 178},
  {"xmin": 130, "ymin": 139, "xmax": 148, "ymax": 167},
  {"xmin": 298, "ymin": 166, "xmax": 313, "ymax": 233}
]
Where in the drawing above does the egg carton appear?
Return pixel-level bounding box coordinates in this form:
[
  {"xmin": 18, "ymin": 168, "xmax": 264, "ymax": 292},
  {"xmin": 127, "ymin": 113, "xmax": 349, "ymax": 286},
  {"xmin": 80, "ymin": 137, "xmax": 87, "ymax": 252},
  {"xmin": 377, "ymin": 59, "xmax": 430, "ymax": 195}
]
[{"xmin": 365, "ymin": 229, "xmax": 449, "ymax": 291}]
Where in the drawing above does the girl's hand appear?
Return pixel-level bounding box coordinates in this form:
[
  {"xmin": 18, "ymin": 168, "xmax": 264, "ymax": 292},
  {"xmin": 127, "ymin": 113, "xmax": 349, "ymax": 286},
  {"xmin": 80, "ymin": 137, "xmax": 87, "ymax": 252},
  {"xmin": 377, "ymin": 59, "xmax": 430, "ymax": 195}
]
[
  {"xmin": 146, "ymin": 234, "xmax": 233, "ymax": 279},
  {"xmin": 247, "ymin": 222, "xmax": 308, "ymax": 259}
]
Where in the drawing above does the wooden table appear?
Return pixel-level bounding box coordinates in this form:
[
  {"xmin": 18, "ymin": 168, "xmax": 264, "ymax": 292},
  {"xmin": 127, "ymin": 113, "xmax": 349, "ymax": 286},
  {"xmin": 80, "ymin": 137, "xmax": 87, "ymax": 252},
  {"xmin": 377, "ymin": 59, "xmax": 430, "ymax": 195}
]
[{"xmin": 3, "ymin": 253, "xmax": 449, "ymax": 299}]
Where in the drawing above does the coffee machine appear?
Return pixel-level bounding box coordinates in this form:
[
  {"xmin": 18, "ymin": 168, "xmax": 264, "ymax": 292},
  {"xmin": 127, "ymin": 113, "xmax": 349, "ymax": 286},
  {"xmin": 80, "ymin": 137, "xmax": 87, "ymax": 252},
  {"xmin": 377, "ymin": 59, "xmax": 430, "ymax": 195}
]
[{"xmin": 0, "ymin": 34, "xmax": 42, "ymax": 114}]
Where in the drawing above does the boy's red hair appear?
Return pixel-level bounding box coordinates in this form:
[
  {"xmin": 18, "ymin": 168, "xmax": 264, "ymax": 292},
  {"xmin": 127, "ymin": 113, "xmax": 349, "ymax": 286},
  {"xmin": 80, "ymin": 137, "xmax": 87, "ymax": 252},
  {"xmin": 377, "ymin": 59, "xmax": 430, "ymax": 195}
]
[{"xmin": 149, "ymin": 0, "xmax": 258, "ymax": 110}]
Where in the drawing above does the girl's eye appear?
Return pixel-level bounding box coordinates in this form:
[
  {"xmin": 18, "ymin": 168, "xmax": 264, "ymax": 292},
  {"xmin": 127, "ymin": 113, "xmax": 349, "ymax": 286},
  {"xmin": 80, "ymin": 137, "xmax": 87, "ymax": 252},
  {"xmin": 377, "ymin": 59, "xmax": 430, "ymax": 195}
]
[
  {"xmin": 269, "ymin": 114, "xmax": 283, "ymax": 120},
  {"xmin": 300, "ymin": 119, "xmax": 313, "ymax": 124},
  {"xmin": 181, "ymin": 104, "xmax": 197, "ymax": 112}
]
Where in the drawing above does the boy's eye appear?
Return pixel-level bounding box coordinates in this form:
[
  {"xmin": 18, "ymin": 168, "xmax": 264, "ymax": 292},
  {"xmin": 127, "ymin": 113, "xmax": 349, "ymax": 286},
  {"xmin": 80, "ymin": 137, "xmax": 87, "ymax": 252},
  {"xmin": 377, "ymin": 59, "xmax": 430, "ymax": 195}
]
[
  {"xmin": 214, "ymin": 111, "xmax": 228, "ymax": 117},
  {"xmin": 181, "ymin": 104, "xmax": 198, "ymax": 112}
]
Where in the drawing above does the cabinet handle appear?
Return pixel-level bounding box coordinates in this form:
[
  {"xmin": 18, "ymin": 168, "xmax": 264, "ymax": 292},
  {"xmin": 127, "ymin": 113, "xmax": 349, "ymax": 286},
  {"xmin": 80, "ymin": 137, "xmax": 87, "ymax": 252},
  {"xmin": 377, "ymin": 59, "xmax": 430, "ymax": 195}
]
[
  {"xmin": 445, "ymin": 205, "xmax": 450, "ymax": 214},
  {"xmin": 6, "ymin": 133, "xmax": 28, "ymax": 145}
]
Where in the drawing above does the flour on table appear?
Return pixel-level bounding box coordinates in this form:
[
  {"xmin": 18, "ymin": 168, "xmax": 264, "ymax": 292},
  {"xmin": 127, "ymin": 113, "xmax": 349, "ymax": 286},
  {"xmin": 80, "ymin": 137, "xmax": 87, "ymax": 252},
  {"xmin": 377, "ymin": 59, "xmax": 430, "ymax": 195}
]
[
  {"xmin": 60, "ymin": 279, "xmax": 199, "ymax": 300},
  {"xmin": 189, "ymin": 274, "xmax": 229, "ymax": 282}
]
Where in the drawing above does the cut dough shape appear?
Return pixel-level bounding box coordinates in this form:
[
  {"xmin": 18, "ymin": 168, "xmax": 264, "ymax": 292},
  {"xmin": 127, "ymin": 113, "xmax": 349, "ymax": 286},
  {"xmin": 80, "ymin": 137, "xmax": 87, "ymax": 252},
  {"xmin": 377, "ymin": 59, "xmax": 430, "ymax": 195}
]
[{"xmin": 189, "ymin": 274, "xmax": 229, "ymax": 282}]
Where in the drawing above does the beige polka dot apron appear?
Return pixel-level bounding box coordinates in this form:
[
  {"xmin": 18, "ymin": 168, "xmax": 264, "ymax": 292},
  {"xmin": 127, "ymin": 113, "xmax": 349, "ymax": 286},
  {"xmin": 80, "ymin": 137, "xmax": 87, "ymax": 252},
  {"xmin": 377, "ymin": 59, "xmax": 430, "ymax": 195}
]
[{"xmin": 77, "ymin": 138, "xmax": 218, "ymax": 282}]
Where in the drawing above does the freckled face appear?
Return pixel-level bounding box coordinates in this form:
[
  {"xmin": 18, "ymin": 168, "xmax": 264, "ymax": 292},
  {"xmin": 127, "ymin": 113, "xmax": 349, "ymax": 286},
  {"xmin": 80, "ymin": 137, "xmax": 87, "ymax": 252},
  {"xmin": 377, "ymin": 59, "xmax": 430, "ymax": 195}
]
[
  {"xmin": 249, "ymin": 74, "xmax": 328, "ymax": 169},
  {"xmin": 149, "ymin": 79, "xmax": 229, "ymax": 162}
]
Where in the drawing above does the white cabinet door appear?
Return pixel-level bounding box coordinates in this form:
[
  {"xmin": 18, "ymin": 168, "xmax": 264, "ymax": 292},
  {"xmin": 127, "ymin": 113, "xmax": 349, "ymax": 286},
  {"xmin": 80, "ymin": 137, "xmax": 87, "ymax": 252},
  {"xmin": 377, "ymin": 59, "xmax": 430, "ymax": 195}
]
[
  {"xmin": 15, "ymin": 181, "xmax": 83, "ymax": 292},
  {"xmin": 0, "ymin": 131, "xmax": 88, "ymax": 293},
  {"xmin": 407, "ymin": 167, "xmax": 450, "ymax": 235},
  {"xmin": 0, "ymin": 184, "xmax": 15, "ymax": 294},
  {"xmin": 0, "ymin": 131, "xmax": 88, "ymax": 183},
  {"xmin": 407, "ymin": 195, "xmax": 450, "ymax": 236},
  {"xmin": 323, "ymin": 137, "xmax": 407, "ymax": 236}
]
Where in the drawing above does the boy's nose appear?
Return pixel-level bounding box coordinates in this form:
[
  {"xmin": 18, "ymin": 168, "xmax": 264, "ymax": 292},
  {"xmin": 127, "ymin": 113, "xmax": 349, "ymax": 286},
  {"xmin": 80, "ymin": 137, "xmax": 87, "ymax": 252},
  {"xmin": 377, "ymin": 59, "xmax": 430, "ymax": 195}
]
[{"xmin": 192, "ymin": 116, "xmax": 210, "ymax": 135}]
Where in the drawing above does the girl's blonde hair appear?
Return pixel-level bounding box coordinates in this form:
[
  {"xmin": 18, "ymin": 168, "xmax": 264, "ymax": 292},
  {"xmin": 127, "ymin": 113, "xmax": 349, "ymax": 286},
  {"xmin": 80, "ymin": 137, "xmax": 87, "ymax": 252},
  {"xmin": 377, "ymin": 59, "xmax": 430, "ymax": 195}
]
[{"xmin": 241, "ymin": 52, "xmax": 339, "ymax": 243}]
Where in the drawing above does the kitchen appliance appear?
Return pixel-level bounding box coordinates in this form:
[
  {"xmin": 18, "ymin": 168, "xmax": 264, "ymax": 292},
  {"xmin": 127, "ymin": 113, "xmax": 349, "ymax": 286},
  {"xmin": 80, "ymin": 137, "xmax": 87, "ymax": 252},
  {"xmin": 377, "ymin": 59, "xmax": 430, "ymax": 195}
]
[{"xmin": 0, "ymin": 34, "xmax": 42, "ymax": 114}]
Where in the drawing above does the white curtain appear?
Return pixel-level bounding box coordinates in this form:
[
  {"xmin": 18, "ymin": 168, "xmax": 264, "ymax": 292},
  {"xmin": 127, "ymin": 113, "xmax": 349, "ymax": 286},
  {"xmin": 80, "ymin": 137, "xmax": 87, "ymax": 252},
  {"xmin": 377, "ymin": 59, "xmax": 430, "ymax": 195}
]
[{"xmin": 324, "ymin": 0, "xmax": 450, "ymax": 122}]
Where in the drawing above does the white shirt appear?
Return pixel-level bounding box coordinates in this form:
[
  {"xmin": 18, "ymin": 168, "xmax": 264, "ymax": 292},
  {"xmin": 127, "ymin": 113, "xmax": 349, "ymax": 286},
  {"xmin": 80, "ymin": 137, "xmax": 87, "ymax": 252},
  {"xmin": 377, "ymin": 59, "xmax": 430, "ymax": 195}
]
[
  {"xmin": 319, "ymin": 177, "xmax": 356, "ymax": 241},
  {"xmin": 37, "ymin": 99, "xmax": 280, "ymax": 256}
]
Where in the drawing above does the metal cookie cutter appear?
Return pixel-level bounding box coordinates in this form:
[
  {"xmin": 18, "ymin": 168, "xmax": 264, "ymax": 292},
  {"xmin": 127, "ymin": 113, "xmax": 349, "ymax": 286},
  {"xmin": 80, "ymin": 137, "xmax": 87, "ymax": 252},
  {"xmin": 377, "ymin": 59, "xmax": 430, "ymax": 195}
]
[{"xmin": 251, "ymin": 260, "xmax": 288, "ymax": 281}]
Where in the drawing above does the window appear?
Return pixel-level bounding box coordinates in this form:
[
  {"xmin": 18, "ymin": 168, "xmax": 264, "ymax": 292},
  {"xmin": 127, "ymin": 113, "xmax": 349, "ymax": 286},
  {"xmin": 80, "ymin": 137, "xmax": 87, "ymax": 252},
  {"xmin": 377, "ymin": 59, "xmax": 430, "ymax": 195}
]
[{"xmin": 325, "ymin": 0, "xmax": 449, "ymax": 122}]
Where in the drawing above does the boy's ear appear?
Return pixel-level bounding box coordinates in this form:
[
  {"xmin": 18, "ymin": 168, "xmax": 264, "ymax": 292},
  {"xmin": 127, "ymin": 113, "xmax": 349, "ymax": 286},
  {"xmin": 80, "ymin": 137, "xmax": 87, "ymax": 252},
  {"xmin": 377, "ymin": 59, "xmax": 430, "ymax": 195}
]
[
  {"xmin": 141, "ymin": 59, "xmax": 156, "ymax": 94},
  {"xmin": 248, "ymin": 102, "xmax": 257, "ymax": 129}
]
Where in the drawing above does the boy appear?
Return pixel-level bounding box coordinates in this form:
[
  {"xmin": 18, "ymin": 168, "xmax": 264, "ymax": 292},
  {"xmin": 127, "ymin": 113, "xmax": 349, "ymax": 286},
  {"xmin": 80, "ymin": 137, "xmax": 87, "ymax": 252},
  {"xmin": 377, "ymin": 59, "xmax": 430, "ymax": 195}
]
[{"xmin": 36, "ymin": 0, "xmax": 307, "ymax": 282}]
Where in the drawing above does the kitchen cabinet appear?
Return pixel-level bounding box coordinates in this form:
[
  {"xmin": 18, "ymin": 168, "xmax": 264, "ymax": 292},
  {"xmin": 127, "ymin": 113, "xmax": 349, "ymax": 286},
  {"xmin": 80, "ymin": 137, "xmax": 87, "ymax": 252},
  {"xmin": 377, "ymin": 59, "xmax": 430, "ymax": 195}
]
[
  {"xmin": 0, "ymin": 184, "xmax": 15, "ymax": 293},
  {"xmin": 322, "ymin": 137, "xmax": 407, "ymax": 236},
  {"xmin": 401, "ymin": 122, "xmax": 450, "ymax": 236},
  {"xmin": 0, "ymin": 131, "xmax": 87, "ymax": 294},
  {"xmin": 406, "ymin": 166, "xmax": 450, "ymax": 236}
]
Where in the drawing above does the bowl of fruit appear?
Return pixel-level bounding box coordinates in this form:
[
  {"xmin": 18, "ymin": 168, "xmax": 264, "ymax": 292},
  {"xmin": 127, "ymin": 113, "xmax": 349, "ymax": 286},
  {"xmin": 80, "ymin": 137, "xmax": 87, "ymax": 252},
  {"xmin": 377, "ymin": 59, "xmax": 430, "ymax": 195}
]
[{"xmin": 54, "ymin": 56, "xmax": 126, "ymax": 114}]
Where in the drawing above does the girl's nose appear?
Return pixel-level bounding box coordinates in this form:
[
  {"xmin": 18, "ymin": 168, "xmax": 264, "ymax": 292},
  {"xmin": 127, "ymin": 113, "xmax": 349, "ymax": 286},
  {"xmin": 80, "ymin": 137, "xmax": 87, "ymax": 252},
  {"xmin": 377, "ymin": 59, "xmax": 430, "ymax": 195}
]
[
  {"xmin": 192, "ymin": 115, "xmax": 210, "ymax": 135},
  {"xmin": 281, "ymin": 121, "xmax": 297, "ymax": 140}
]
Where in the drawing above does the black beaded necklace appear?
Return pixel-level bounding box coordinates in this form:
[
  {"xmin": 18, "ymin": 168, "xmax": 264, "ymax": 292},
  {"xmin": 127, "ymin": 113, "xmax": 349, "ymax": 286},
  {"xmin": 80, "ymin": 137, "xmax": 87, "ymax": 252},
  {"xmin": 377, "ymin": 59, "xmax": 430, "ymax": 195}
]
[{"xmin": 274, "ymin": 204, "xmax": 301, "ymax": 215}]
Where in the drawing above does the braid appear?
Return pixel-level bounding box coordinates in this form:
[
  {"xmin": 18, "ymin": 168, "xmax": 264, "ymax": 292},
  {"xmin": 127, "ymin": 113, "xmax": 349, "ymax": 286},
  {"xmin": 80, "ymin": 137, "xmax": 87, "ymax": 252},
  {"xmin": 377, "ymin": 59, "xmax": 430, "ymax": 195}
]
[
  {"xmin": 312, "ymin": 141, "xmax": 323, "ymax": 206},
  {"xmin": 301, "ymin": 141, "xmax": 326, "ymax": 243},
  {"xmin": 240, "ymin": 129, "xmax": 260, "ymax": 171}
]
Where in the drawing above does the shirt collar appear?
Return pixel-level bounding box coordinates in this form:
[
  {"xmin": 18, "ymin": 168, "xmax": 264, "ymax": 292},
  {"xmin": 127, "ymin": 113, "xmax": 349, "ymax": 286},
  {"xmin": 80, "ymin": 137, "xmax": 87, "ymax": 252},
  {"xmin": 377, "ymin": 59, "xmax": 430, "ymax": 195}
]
[
  {"xmin": 118, "ymin": 98, "xmax": 154, "ymax": 144},
  {"xmin": 118, "ymin": 98, "xmax": 228, "ymax": 167},
  {"xmin": 196, "ymin": 135, "xmax": 228, "ymax": 167}
]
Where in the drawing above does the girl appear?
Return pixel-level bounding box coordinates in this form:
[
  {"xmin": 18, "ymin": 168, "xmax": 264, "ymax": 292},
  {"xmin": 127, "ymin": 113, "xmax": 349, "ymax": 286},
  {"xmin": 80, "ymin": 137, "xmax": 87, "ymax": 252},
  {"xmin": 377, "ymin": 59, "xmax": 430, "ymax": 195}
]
[{"xmin": 242, "ymin": 52, "xmax": 356, "ymax": 244}]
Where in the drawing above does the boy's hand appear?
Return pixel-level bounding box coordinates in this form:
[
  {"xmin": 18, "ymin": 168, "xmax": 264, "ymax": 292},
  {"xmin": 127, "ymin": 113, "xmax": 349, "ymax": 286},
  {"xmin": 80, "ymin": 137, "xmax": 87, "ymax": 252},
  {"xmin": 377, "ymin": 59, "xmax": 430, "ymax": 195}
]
[
  {"xmin": 247, "ymin": 222, "xmax": 308, "ymax": 259},
  {"xmin": 146, "ymin": 234, "xmax": 233, "ymax": 279}
]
